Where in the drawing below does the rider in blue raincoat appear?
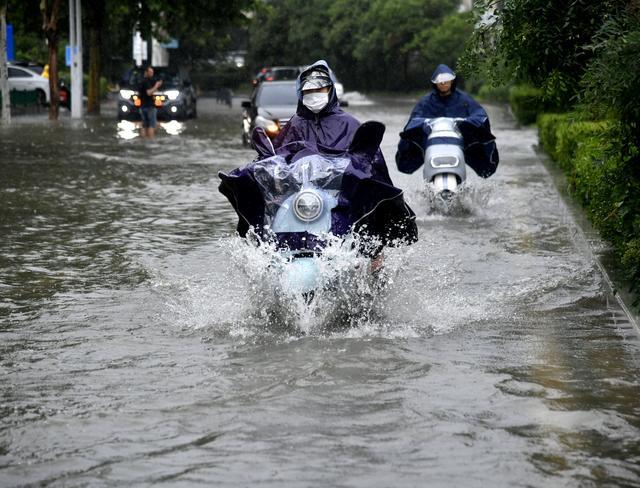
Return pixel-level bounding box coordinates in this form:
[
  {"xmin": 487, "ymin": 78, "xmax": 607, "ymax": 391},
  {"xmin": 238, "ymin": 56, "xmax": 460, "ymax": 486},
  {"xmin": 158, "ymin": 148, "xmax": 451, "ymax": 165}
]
[
  {"xmin": 396, "ymin": 64, "xmax": 499, "ymax": 178},
  {"xmin": 274, "ymin": 60, "xmax": 392, "ymax": 185}
]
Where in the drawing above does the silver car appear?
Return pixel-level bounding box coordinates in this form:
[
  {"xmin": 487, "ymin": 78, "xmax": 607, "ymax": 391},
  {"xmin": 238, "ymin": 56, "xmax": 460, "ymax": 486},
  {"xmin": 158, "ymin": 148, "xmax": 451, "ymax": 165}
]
[{"xmin": 241, "ymin": 80, "xmax": 298, "ymax": 146}]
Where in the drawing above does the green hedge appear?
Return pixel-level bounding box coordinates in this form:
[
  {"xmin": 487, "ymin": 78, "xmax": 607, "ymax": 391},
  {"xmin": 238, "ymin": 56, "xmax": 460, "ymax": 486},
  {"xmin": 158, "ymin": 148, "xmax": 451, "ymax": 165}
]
[
  {"xmin": 509, "ymin": 85, "xmax": 545, "ymax": 125},
  {"xmin": 538, "ymin": 113, "xmax": 640, "ymax": 301}
]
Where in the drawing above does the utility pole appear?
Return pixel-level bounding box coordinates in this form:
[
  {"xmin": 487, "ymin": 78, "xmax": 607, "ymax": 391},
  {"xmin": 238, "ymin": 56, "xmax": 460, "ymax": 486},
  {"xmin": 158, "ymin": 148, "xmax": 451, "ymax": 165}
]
[
  {"xmin": 0, "ymin": 3, "xmax": 10, "ymax": 124},
  {"xmin": 69, "ymin": 0, "xmax": 83, "ymax": 118}
]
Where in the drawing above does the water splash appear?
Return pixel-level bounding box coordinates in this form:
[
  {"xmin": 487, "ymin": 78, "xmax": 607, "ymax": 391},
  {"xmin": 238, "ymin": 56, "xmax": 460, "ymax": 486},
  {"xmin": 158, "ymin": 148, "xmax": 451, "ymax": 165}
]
[
  {"xmin": 412, "ymin": 180, "xmax": 496, "ymax": 217},
  {"xmin": 224, "ymin": 233, "xmax": 408, "ymax": 335}
]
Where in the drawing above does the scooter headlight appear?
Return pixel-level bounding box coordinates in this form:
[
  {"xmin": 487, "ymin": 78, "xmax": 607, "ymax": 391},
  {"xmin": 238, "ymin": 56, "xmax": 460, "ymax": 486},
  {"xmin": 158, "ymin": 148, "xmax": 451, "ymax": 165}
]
[{"xmin": 293, "ymin": 190, "xmax": 323, "ymax": 222}]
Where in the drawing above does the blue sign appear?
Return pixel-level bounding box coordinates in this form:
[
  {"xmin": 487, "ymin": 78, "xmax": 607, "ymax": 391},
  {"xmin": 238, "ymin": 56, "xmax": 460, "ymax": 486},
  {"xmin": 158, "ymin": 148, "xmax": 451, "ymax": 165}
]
[
  {"xmin": 6, "ymin": 24, "xmax": 14, "ymax": 61},
  {"xmin": 65, "ymin": 45, "xmax": 71, "ymax": 66}
]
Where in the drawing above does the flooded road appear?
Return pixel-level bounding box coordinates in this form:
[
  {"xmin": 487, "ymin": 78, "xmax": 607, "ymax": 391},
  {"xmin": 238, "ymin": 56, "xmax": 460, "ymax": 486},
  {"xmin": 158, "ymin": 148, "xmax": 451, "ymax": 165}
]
[{"xmin": 1, "ymin": 96, "xmax": 639, "ymax": 487}]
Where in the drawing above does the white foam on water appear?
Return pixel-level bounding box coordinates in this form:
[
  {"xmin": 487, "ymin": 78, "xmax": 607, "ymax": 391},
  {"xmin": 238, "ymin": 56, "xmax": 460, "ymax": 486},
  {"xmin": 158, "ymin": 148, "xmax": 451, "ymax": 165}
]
[
  {"xmin": 409, "ymin": 180, "xmax": 497, "ymax": 218},
  {"xmin": 221, "ymin": 233, "xmax": 413, "ymax": 336}
]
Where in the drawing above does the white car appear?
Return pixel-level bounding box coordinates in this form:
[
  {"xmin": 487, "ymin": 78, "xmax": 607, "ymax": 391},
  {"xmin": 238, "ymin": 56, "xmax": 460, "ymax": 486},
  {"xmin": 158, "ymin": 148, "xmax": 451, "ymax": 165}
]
[{"xmin": 8, "ymin": 65, "xmax": 50, "ymax": 105}]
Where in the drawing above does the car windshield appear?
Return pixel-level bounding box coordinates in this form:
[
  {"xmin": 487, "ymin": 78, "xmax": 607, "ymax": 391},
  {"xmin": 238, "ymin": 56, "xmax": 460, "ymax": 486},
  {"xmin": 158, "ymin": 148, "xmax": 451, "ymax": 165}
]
[
  {"xmin": 257, "ymin": 83, "xmax": 298, "ymax": 106},
  {"xmin": 252, "ymin": 154, "xmax": 350, "ymax": 218}
]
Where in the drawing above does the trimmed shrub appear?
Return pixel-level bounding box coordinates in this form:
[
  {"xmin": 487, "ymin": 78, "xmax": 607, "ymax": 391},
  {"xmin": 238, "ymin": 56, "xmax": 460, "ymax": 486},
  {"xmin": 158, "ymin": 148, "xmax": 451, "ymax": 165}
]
[
  {"xmin": 509, "ymin": 85, "xmax": 545, "ymax": 125},
  {"xmin": 622, "ymin": 239, "xmax": 640, "ymax": 295},
  {"xmin": 538, "ymin": 113, "xmax": 640, "ymax": 302},
  {"xmin": 537, "ymin": 113, "xmax": 569, "ymax": 161},
  {"xmin": 555, "ymin": 120, "xmax": 613, "ymax": 171}
]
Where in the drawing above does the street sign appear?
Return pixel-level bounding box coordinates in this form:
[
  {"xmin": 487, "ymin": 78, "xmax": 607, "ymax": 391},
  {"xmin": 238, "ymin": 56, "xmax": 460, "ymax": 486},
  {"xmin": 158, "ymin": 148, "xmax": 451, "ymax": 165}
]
[{"xmin": 6, "ymin": 24, "xmax": 14, "ymax": 61}]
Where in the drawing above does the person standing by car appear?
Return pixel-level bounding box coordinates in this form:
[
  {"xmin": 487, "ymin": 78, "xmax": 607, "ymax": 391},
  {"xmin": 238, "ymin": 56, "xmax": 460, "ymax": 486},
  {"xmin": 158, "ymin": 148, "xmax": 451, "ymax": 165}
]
[
  {"xmin": 396, "ymin": 64, "xmax": 499, "ymax": 177},
  {"xmin": 138, "ymin": 66, "xmax": 162, "ymax": 138}
]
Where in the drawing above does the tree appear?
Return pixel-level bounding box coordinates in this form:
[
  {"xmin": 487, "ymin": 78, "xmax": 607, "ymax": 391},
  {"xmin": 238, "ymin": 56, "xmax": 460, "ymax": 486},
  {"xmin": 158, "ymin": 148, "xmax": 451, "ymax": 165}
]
[
  {"xmin": 86, "ymin": 0, "xmax": 105, "ymax": 114},
  {"xmin": 415, "ymin": 11, "xmax": 474, "ymax": 75},
  {"xmin": 580, "ymin": 4, "xmax": 640, "ymax": 128},
  {"xmin": 247, "ymin": 0, "xmax": 462, "ymax": 91},
  {"xmin": 463, "ymin": 0, "xmax": 628, "ymax": 108},
  {"xmin": 40, "ymin": 0, "xmax": 62, "ymax": 120}
]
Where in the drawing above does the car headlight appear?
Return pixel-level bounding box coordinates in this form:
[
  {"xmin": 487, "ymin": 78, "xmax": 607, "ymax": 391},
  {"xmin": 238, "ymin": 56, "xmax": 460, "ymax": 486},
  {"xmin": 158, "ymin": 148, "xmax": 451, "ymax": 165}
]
[
  {"xmin": 293, "ymin": 190, "xmax": 323, "ymax": 222},
  {"xmin": 119, "ymin": 89, "xmax": 135, "ymax": 99},
  {"xmin": 164, "ymin": 90, "xmax": 180, "ymax": 101},
  {"xmin": 255, "ymin": 115, "xmax": 280, "ymax": 137}
]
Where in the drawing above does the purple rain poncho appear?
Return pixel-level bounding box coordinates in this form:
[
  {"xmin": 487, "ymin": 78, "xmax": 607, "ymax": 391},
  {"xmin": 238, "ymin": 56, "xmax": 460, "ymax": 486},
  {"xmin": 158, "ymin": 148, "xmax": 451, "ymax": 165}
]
[
  {"xmin": 219, "ymin": 122, "xmax": 418, "ymax": 256},
  {"xmin": 274, "ymin": 60, "xmax": 392, "ymax": 185}
]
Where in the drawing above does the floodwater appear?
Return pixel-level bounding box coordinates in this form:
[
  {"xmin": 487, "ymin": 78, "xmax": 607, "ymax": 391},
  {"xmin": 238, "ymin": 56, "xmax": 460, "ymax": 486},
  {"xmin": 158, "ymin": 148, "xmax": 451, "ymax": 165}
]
[{"xmin": 1, "ymin": 95, "xmax": 639, "ymax": 487}]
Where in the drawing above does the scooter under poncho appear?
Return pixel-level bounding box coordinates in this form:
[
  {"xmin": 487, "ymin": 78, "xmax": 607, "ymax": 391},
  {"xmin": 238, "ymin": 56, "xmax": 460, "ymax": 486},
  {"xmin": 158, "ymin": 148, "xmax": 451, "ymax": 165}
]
[{"xmin": 218, "ymin": 122, "xmax": 418, "ymax": 256}]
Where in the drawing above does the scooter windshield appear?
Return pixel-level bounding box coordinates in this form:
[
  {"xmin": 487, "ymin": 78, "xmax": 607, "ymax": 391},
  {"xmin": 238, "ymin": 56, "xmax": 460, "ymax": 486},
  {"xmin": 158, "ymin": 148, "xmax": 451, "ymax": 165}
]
[{"xmin": 252, "ymin": 154, "xmax": 350, "ymax": 219}]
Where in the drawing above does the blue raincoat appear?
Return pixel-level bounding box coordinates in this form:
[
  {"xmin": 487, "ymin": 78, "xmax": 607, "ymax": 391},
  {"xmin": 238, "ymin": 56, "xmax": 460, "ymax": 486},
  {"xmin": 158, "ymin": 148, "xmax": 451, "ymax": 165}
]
[
  {"xmin": 274, "ymin": 60, "xmax": 392, "ymax": 185},
  {"xmin": 396, "ymin": 64, "xmax": 499, "ymax": 177}
]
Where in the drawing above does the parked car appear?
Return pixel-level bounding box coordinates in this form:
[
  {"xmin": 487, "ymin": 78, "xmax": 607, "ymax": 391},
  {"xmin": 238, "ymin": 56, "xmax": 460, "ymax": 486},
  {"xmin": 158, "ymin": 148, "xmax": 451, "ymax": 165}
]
[
  {"xmin": 117, "ymin": 68, "xmax": 197, "ymax": 120},
  {"xmin": 7, "ymin": 64, "xmax": 50, "ymax": 105},
  {"xmin": 241, "ymin": 80, "xmax": 298, "ymax": 146}
]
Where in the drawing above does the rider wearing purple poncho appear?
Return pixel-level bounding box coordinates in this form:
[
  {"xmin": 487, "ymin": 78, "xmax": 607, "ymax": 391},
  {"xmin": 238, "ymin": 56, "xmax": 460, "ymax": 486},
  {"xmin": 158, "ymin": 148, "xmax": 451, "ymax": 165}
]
[
  {"xmin": 218, "ymin": 60, "xmax": 418, "ymax": 258},
  {"xmin": 274, "ymin": 60, "xmax": 392, "ymax": 185}
]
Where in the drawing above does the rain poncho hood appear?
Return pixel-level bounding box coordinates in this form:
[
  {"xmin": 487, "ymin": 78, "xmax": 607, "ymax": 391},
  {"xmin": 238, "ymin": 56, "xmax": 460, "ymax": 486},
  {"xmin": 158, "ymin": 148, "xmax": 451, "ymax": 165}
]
[
  {"xmin": 395, "ymin": 64, "xmax": 499, "ymax": 177},
  {"xmin": 430, "ymin": 64, "xmax": 457, "ymax": 85},
  {"xmin": 295, "ymin": 60, "xmax": 338, "ymax": 112}
]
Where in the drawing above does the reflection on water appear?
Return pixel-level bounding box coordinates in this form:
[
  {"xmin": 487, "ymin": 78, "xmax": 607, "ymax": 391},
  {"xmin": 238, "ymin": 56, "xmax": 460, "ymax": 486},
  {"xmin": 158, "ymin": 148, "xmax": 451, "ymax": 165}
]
[{"xmin": 116, "ymin": 119, "xmax": 186, "ymax": 139}]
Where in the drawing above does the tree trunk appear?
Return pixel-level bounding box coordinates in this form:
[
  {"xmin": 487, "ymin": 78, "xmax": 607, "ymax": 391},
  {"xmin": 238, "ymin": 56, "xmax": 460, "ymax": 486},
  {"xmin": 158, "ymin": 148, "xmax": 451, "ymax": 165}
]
[
  {"xmin": 87, "ymin": 0, "xmax": 105, "ymax": 114},
  {"xmin": 87, "ymin": 28, "xmax": 100, "ymax": 114},
  {"xmin": 0, "ymin": 4, "xmax": 11, "ymax": 124},
  {"xmin": 47, "ymin": 40, "xmax": 59, "ymax": 119},
  {"xmin": 41, "ymin": 0, "xmax": 62, "ymax": 120}
]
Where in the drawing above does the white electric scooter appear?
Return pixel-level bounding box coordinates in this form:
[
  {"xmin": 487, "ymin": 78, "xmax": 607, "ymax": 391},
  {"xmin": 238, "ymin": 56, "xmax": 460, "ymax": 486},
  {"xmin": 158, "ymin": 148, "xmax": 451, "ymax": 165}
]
[{"xmin": 421, "ymin": 117, "xmax": 467, "ymax": 199}]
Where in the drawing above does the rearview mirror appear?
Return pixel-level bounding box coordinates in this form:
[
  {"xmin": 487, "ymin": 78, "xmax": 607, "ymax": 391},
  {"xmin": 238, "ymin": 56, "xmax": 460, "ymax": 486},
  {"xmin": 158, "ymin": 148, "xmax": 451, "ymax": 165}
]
[
  {"xmin": 349, "ymin": 121, "xmax": 385, "ymax": 159},
  {"xmin": 252, "ymin": 127, "xmax": 276, "ymax": 159},
  {"xmin": 241, "ymin": 100, "xmax": 251, "ymax": 109}
]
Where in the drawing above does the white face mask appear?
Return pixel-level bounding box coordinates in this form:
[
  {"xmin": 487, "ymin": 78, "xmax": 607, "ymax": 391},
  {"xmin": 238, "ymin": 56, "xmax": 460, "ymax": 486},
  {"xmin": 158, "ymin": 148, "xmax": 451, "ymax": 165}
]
[{"xmin": 302, "ymin": 92, "xmax": 329, "ymax": 113}]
